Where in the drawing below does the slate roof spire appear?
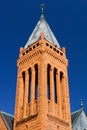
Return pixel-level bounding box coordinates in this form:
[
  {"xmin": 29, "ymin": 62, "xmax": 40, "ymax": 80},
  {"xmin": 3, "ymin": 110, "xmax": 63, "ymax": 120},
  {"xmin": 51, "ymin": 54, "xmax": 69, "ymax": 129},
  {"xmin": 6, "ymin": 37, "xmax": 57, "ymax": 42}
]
[{"xmin": 24, "ymin": 5, "xmax": 60, "ymax": 49}]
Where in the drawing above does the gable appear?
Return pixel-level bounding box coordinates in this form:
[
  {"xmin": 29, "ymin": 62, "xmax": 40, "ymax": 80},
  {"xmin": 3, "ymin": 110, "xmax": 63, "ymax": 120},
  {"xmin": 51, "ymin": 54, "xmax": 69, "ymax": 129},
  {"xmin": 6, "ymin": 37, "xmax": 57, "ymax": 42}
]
[
  {"xmin": 0, "ymin": 115, "xmax": 8, "ymax": 130},
  {"xmin": 73, "ymin": 110, "xmax": 87, "ymax": 130}
]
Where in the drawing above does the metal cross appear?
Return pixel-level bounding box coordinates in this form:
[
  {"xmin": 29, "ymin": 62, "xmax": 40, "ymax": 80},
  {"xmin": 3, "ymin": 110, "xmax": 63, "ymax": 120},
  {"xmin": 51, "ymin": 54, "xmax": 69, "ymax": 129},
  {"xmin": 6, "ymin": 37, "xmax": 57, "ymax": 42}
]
[{"xmin": 41, "ymin": 4, "xmax": 44, "ymax": 14}]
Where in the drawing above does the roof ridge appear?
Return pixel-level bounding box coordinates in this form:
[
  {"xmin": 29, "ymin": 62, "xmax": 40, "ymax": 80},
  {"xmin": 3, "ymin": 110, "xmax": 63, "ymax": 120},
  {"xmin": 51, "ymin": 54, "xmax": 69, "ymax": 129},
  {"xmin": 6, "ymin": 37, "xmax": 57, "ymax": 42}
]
[
  {"xmin": 0, "ymin": 111, "xmax": 10, "ymax": 130},
  {"xmin": 0, "ymin": 110, "xmax": 14, "ymax": 130},
  {"xmin": 71, "ymin": 108, "xmax": 82, "ymax": 115}
]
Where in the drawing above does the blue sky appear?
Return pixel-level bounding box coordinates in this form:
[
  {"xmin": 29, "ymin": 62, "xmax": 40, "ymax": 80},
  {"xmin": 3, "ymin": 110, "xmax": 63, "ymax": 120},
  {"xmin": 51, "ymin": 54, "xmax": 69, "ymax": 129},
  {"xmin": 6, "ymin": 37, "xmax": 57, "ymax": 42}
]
[{"xmin": 0, "ymin": 0, "xmax": 87, "ymax": 115}]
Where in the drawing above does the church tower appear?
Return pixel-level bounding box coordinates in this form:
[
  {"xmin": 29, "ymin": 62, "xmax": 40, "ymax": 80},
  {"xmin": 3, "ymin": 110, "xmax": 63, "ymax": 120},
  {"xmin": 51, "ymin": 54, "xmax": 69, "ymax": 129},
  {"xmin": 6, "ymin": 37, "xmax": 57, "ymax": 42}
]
[{"xmin": 14, "ymin": 5, "xmax": 72, "ymax": 130}]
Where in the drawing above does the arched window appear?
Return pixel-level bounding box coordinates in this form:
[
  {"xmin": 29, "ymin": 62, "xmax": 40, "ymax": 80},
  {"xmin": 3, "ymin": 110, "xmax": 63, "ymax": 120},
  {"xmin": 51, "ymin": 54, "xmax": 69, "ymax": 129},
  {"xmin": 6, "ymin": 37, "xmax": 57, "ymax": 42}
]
[
  {"xmin": 60, "ymin": 71, "xmax": 63, "ymax": 81},
  {"xmin": 60, "ymin": 71, "xmax": 64, "ymax": 118},
  {"xmin": 28, "ymin": 68, "xmax": 32, "ymax": 103},
  {"xmin": 47, "ymin": 64, "xmax": 51, "ymax": 100},
  {"xmin": 54, "ymin": 68, "xmax": 57, "ymax": 103},
  {"xmin": 60, "ymin": 71, "xmax": 63, "ymax": 97},
  {"xmin": 35, "ymin": 64, "xmax": 38, "ymax": 100},
  {"xmin": 22, "ymin": 71, "xmax": 25, "ymax": 105}
]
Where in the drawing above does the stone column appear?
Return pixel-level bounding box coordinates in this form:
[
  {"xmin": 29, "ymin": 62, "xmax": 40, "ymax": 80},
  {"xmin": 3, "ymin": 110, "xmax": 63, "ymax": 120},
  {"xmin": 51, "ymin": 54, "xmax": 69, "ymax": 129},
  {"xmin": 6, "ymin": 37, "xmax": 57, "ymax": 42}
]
[
  {"xmin": 18, "ymin": 73, "xmax": 24, "ymax": 119},
  {"xmin": 23, "ymin": 70, "xmax": 29, "ymax": 118},
  {"xmin": 50, "ymin": 67, "xmax": 55, "ymax": 115},
  {"xmin": 65, "ymin": 74, "xmax": 72, "ymax": 124},
  {"xmin": 15, "ymin": 73, "xmax": 23, "ymax": 120},
  {"xmin": 31, "ymin": 66, "xmax": 35, "ymax": 114},
  {"xmin": 61, "ymin": 74, "xmax": 65, "ymax": 119},
  {"xmin": 38, "ymin": 63, "xmax": 47, "ymax": 117},
  {"xmin": 63, "ymin": 75, "xmax": 69, "ymax": 121}
]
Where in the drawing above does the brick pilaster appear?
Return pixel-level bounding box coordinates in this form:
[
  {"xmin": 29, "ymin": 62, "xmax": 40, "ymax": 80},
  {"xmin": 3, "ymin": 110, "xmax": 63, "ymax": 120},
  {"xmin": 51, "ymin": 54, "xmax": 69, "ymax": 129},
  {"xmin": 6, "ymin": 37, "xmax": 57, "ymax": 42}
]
[
  {"xmin": 23, "ymin": 70, "xmax": 29, "ymax": 118},
  {"xmin": 31, "ymin": 66, "xmax": 35, "ymax": 114},
  {"xmin": 50, "ymin": 67, "xmax": 55, "ymax": 115}
]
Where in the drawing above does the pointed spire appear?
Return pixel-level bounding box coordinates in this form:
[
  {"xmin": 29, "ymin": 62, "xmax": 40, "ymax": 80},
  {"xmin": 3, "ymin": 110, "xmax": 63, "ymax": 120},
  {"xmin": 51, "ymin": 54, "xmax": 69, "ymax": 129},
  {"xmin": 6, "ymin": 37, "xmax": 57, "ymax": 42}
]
[
  {"xmin": 24, "ymin": 4, "xmax": 60, "ymax": 49},
  {"xmin": 41, "ymin": 4, "xmax": 44, "ymax": 15},
  {"xmin": 80, "ymin": 99, "xmax": 84, "ymax": 109}
]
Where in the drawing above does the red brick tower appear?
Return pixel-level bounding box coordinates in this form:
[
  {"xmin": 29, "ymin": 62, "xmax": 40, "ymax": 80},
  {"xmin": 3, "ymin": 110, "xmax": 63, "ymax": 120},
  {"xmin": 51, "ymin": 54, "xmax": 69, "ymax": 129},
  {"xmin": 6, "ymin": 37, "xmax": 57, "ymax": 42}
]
[{"xmin": 14, "ymin": 5, "xmax": 72, "ymax": 130}]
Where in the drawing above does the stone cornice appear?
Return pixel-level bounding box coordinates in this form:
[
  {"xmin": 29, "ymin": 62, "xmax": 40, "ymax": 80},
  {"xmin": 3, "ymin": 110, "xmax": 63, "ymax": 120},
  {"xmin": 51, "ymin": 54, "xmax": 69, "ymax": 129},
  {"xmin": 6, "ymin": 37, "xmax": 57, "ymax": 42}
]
[
  {"xmin": 18, "ymin": 49, "xmax": 67, "ymax": 68},
  {"xmin": 47, "ymin": 114, "xmax": 70, "ymax": 127},
  {"xmin": 16, "ymin": 112, "xmax": 38, "ymax": 126}
]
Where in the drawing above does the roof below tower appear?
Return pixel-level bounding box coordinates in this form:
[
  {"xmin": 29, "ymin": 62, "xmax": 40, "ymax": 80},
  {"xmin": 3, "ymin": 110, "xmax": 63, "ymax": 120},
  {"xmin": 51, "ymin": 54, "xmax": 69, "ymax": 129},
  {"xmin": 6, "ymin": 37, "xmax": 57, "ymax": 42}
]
[
  {"xmin": 71, "ymin": 108, "xmax": 83, "ymax": 127},
  {"xmin": 24, "ymin": 14, "xmax": 60, "ymax": 49},
  {"xmin": 0, "ymin": 111, "xmax": 13, "ymax": 130}
]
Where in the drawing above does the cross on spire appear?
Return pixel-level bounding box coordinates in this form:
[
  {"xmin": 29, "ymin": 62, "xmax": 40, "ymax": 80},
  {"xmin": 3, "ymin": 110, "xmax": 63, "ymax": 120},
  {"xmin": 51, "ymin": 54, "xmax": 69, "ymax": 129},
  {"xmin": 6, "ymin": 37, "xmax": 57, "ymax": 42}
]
[
  {"xmin": 41, "ymin": 4, "xmax": 44, "ymax": 14},
  {"xmin": 80, "ymin": 99, "xmax": 84, "ymax": 109}
]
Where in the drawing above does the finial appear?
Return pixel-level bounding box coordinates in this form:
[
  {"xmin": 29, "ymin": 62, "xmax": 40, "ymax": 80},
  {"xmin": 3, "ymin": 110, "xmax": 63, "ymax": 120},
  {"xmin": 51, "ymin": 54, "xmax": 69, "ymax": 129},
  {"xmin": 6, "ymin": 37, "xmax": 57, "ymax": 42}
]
[
  {"xmin": 40, "ymin": 32, "xmax": 45, "ymax": 39},
  {"xmin": 41, "ymin": 4, "xmax": 44, "ymax": 14},
  {"xmin": 80, "ymin": 99, "xmax": 84, "ymax": 109}
]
